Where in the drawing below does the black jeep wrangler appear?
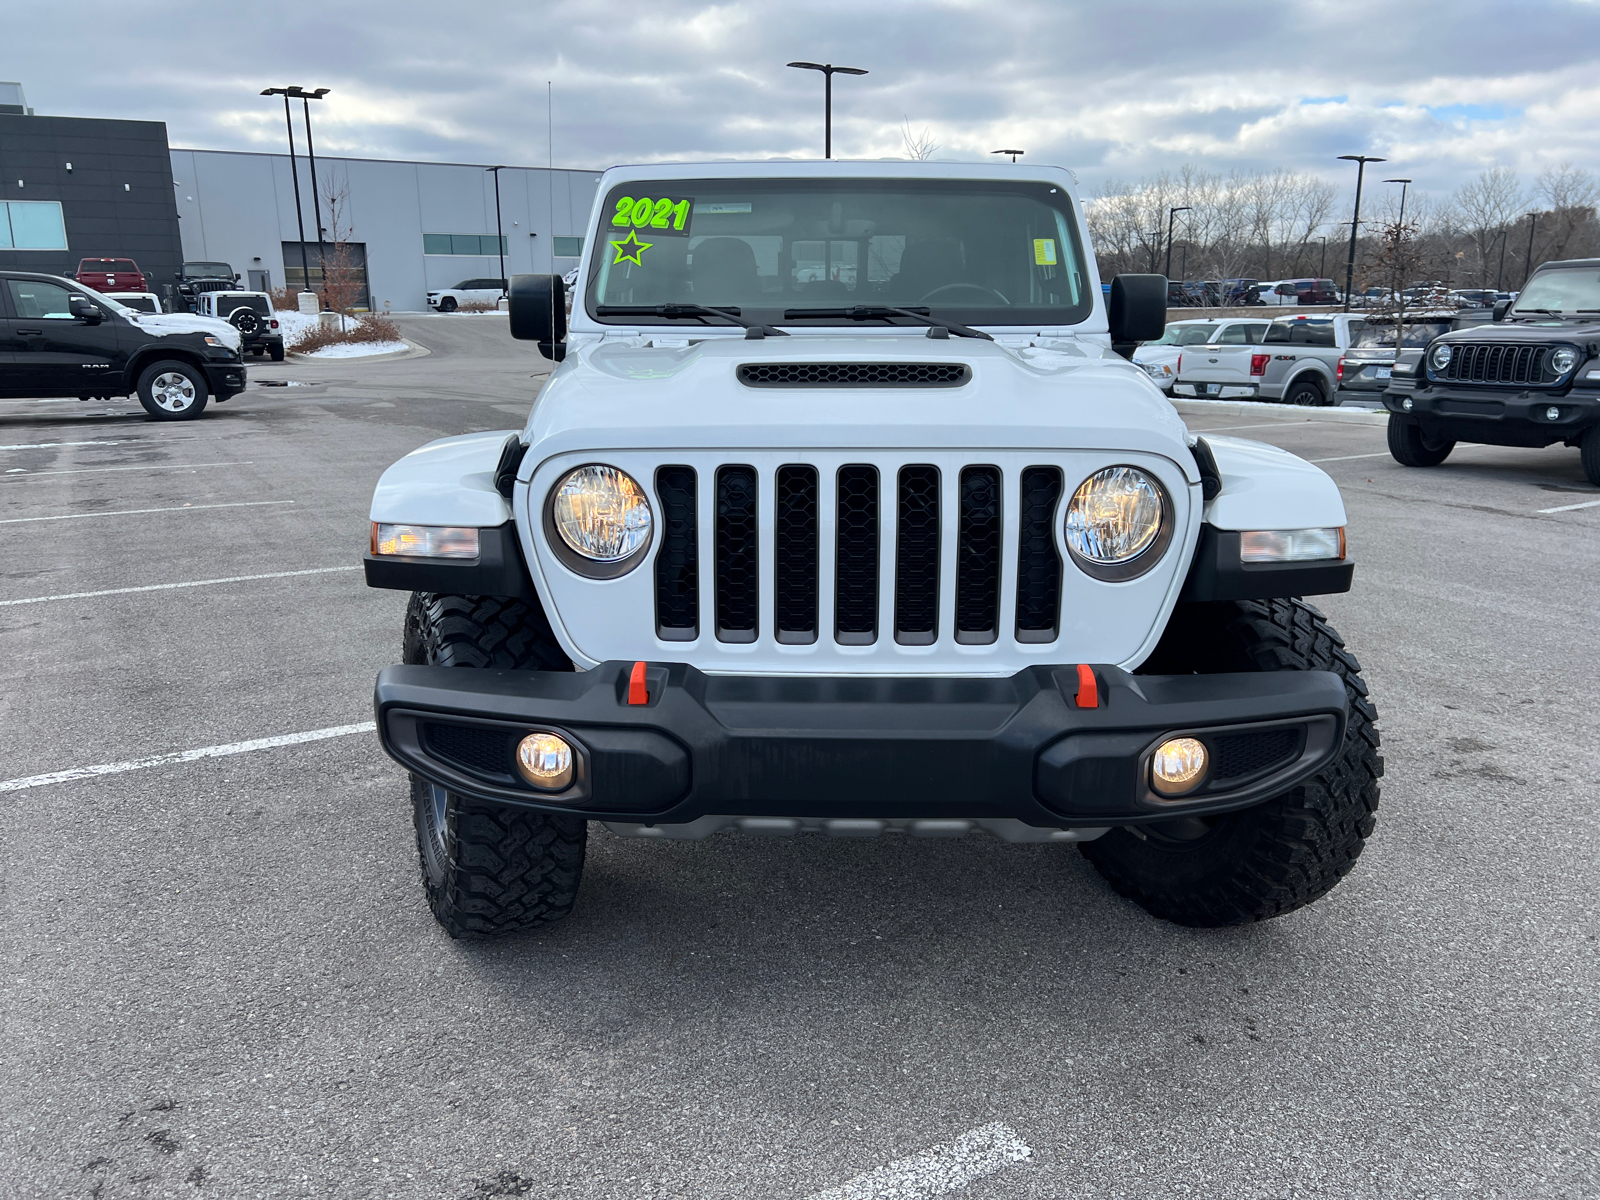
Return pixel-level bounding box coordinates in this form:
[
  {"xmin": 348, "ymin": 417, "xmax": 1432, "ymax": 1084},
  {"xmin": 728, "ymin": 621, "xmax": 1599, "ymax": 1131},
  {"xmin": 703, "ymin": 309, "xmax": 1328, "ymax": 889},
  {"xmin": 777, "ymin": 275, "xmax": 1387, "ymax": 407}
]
[
  {"xmin": 1383, "ymin": 258, "xmax": 1600, "ymax": 485},
  {"xmin": 174, "ymin": 261, "xmax": 241, "ymax": 311}
]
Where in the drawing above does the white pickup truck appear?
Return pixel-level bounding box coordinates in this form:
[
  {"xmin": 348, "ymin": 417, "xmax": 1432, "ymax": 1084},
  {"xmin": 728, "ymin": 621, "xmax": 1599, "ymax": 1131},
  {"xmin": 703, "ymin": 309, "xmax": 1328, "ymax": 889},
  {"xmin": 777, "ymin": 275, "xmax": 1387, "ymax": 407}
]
[
  {"xmin": 1132, "ymin": 316, "xmax": 1271, "ymax": 394},
  {"xmin": 1174, "ymin": 312, "xmax": 1366, "ymax": 406}
]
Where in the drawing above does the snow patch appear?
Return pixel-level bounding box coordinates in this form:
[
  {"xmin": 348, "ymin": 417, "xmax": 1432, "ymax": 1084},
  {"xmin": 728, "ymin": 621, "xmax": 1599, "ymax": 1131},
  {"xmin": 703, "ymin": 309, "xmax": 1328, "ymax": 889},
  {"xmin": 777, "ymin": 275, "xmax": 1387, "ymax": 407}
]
[
  {"xmin": 298, "ymin": 340, "xmax": 410, "ymax": 359},
  {"xmin": 129, "ymin": 312, "xmax": 241, "ymax": 350}
]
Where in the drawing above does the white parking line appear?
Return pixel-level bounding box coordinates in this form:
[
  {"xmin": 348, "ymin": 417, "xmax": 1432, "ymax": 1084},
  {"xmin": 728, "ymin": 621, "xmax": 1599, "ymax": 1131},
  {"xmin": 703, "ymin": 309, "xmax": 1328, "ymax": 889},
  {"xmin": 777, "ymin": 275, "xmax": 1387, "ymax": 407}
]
[
  {"xmin": 0, "ymin": 722, "xmax": 377, "ymax": 794},
  {"xmin": 1538, "ymin": 498, "xmax": 1600, "ymax": 513},
  {"xmin": 0, "ymin": 565, "xmax": 360, "ymax": 607},
  {"xmin": 1306, "ymin": 451, "xmax": 1393, "ymax": 463},
  {"xmin": 0, "ymin": 460, "xmax": 253, "ymax": 479},
  {"xmin": 805, "ymin": 1123, "xmax": 1032, "ymax": 1200},
  {"xmin": 0, "ymin": 440, "xmax": 123, "ymax": 451},
  {"xmin": 1187, "ymin": 420, "xmax": 1361, "ymax": 433},
  {"xmin": 0, "ymin": 500, "xmax": 295, "ymax": 525}
]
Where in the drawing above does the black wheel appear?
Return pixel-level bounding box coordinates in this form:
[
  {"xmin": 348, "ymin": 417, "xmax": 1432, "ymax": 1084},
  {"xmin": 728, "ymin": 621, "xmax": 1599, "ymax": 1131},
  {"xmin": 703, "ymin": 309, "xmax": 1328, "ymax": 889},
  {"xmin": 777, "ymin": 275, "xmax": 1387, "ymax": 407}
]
[
  {"xmin": 269, "ymin": 343, "xmax": 285, "ymax": 362},
  {"xmin": 1387, "ymin": 414, "xmax": 1454, "ymax": 467},
  {"xmin": 1284, "ymin": 376, "xmax": 1330, "ymax": 407},
  {"xmin": 1580, "ymin": 423, "xmax": 1600, "ymax": 487},
  {"xmin": 402, "ymin": 593, "xmax": 584, "ymax": 939},
  {"xmin": 135, "ymin": 359, "xmax": 209, "ymax": 420},
  {"xmin": 1079, "ymin": 598, "xmax": 1383, "ymax": 927},
  {"xmin": 438, "ymin": 296, "xmax": 458, "ymax": 313}
]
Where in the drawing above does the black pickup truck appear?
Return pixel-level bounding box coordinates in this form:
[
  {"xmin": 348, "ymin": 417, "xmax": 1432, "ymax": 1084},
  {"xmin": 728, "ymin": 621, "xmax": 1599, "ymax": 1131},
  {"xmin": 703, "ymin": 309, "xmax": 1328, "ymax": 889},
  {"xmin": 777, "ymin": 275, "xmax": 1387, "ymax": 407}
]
[
  {"xmin": 0, "ymin": 270, "xmax": 246, "ymax": 419},
  {"xmin": 1383, "ymin": 258, "xmax": 1600, "ymax": 484}
]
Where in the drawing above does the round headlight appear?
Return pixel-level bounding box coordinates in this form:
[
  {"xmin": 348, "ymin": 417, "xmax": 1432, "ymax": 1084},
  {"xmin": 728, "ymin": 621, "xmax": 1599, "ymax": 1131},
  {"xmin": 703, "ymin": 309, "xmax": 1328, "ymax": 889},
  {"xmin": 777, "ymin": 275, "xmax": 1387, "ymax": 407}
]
[
  {"xmin": 1549, "ymin": 346, "xmax": 1579, "ymax": 375},
  {"xmin": 1064, "ymin": 466, "xmax": 1170, "ymax": 580},
  {"xmin": 550, "ymin": 464, "xmax": 652, "ymax": 563},
  {"xmin": 1428, "ymin": 343, "xmax": 1453, "ymax": 370}
]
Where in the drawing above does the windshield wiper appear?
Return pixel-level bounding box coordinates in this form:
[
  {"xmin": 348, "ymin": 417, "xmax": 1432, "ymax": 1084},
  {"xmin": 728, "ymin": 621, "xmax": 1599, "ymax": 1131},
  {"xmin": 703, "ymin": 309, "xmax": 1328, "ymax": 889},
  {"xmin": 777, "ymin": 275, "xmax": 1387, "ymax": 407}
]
[
  {"xmin": 594, "ymin": 303, "xmax": 788, "ymax": 338},
  {"xmin": 782, "ymin": 305, "xmax": 995, "ymax": 341}
]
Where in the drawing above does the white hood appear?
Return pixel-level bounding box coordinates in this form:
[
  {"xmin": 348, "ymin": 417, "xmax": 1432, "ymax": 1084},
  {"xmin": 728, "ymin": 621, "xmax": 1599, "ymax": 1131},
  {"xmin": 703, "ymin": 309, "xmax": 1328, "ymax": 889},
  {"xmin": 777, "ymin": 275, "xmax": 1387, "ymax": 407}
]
[{"xmin": 129, "ymin": 311, "xmax": 242, "ymax": 351}]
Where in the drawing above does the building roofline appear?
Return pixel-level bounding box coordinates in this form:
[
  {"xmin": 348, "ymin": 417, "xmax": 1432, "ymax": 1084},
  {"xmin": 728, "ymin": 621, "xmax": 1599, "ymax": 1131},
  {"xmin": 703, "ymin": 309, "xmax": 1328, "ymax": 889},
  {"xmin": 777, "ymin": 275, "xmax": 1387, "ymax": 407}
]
[{"xmin": 170, "ymin": 145, "xmax": 602, "ymax": 176}]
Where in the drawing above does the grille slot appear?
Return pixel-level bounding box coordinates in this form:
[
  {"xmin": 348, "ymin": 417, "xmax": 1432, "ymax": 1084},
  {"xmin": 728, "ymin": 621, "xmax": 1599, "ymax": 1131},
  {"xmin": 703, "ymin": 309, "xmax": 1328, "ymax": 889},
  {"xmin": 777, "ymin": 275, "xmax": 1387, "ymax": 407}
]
[
  {"xmin": 955, "ymin": 466, "xmax": 1002, "ymax": 644},
  {"xmin": 835, "ymin": 465, "xmax": 880, "ymax": 644},
  {"xmin": 775, "ymin": 465, "xmax": 819, "ymax": 643},
  {"xmin": 894, "ymin": 466, "xmax": 941, "ymax": 644},
  {"xmin": 1438, "ymin": 342, "xmax": 1551, "ymax": 386},
  {"xmin": 655, "ymin": 466, "xmax": 699, "ymax": 639},
  {"xmin": 1211, "ymin": 727, "xmax": 1301, "ymax": 781},
  {"xmin": 425, "ymin": 722, "xmax": 514, "ymax": 779},
  {"xmin": 1014, "ymin": 467, "xmax": 1064, "ymax": 642},
  {"xmin": 715, "ymin": 465, "xmax": 759, "ymax": 642},
  {"xmin": 738, "ymin": 362, "xmax": 970, "ymax": 388}
]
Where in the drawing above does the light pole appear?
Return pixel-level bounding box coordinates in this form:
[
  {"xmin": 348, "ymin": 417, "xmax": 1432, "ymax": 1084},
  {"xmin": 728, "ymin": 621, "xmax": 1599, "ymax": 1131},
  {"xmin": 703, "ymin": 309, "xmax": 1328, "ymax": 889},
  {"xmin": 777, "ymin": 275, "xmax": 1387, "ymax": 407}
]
[
  {"xmin": 1319, "ymin": 235, "xmax": 1327, "ymax": 277},
  {"xmin": 1524, "ymin": 211, "xmax": 1543, "ymax": 287},
  {"xmin": 1384, "ymin": 178, "xmax": 1412, "ymax": 323},
  {"xmin": 786, "ymin": 62, "xmax": 868, "ymax": 159},
  {"xmin": 1146, "ymin": 232, "xmax": 1160, "ymax": 273},
  {"xmin": 1337, "ymin": 154, "xmax": 1385, "ymax": 312},
  {"xmin": 486, "ymin": 166, "xmax": 507, "ymax": 295},
  {"xmin": 288, "ymin": 87, "xmax": 330, "ymax": 302},
  {"xmin": 1497, "ymin": 226, "xmax": 1508, "ymax": 290},
  {"xmin": 1383, "ymin": 178, "xmax": 1411, "ymax": 228},
  {"xmin": 1165, "ymin": 206, "xmax": 1191, "ymax": 279},
  {"xmin": 260, "ymin": 87, "xmax": 311, "ymax": 295},
  {"xmin": 991, "ymin": 149, "xmax": 1025, "ymax": 163}
]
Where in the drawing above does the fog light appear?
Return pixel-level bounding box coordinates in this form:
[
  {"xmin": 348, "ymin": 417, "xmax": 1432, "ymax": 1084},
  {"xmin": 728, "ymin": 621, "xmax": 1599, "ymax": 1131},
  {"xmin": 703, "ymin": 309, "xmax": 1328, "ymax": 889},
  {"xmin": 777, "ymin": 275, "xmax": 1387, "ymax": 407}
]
[
  {"xmin": 1401, "ymin": 397, "xmax": 1413, "ymax": 412},
  {"xmin": 516, "ymin": 732, "xmax": 573, "ymax": 791},
  {"xmin": 1546, "ymin": 406, "xmax": 1561, "ymax": 421},
  {"xmin": 1151, "ymin": 737, "xmax": 1208, "ymax": 797}
]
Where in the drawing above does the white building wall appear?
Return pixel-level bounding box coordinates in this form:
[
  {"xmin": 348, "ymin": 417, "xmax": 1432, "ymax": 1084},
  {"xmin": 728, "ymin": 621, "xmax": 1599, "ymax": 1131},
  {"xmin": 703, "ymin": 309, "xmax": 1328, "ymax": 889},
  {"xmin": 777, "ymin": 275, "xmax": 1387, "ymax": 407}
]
[{"xmin": 169, "ymin": 148, "xmax": 601, "ymax": 310}]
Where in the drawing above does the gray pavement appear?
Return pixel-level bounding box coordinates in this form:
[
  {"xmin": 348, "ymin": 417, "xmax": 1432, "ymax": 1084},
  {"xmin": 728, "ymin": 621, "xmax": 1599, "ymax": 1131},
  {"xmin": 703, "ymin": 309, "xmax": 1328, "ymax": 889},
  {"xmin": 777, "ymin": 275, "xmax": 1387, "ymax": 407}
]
[{"xmin": 1, "ymin": 317, "xmax": 1597, "ymax": 1199}]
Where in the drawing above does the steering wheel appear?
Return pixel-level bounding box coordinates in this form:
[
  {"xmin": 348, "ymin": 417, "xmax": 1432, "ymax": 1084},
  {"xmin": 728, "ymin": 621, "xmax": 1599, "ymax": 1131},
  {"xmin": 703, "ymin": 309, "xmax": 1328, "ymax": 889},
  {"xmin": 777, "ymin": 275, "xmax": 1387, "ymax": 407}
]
[
  {"xmin": 230, "ymin": 309, "xmax": 261, "ymax": 336},
  {"xmin": 918, "ymin": 283, "xmax": 1011, "ymax": 306}
]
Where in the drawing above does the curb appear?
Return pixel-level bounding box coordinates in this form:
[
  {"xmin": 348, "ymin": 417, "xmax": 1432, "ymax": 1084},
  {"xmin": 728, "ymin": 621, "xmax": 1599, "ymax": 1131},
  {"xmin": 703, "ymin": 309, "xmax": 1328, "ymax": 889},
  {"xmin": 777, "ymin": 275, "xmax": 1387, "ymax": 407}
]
[
  {"xmin": 1170, "ymin": 398, "xmax": 1389, "ymax": 426},
  {"xmin": 286, "ymin": 338, "xmax": 431, "ymax": 365}
]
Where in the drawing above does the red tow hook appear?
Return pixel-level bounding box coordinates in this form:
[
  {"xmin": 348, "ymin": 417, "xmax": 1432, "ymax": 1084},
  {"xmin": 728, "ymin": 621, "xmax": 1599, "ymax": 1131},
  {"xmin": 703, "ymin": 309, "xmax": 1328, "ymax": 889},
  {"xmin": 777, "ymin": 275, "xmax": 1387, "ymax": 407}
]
[
  {"xmin": 628, "ymin": 661, "xmax": 649, "ymax": 705},
  {"xmin": 1074, "ymin": 664, "xmax": 1099, "ymax": 709}
]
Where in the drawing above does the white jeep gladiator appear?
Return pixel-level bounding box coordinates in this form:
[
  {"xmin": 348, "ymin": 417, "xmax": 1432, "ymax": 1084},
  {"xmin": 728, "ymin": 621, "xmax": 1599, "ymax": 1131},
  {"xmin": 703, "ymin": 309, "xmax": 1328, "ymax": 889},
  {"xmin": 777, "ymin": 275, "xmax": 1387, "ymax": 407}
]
[{"xmin": 364, "ymin": 161, "xmax": 1382, "ymax": 938}]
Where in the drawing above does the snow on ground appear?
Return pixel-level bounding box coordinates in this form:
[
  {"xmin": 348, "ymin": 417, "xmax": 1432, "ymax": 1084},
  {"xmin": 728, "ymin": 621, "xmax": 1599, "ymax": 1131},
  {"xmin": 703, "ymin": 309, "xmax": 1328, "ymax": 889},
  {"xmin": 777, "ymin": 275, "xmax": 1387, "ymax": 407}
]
[
  {"xmin": 297, "ymin": 341, "xmax": 410, "ymax": 359},
  {"xmin": 273, "ymin": 309, "xmax": 319, "ymax": 343}
]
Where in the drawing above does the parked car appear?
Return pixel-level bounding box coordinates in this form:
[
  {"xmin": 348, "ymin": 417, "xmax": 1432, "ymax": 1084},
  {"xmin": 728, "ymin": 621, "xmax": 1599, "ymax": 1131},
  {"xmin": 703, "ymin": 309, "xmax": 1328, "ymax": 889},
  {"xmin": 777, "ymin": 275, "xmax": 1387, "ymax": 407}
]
[
  {"xmin": 362, "ymin": 158, "xmax": 1379, "ymax": 938},
  {"xmin": 196, "ymin": 290, "xmax": 285, "ymax": 361},
  {"xmin": 73, "ymin": 258, "xmax": 148, "ymax": 293},
  {"xmin": 1134, "ymin": 316, "xmax": 1271, "ymax": 393},
  {"xmin": 1218, "ymin": 277, "xmax": 1262, "ymax": 305},
  {"xmin": 104, "ymin": 291, "xmax": 164, "ymax": 314},
  {"xmin": 1174, "ymin": 312, "xmax": 1367, "ymax": 405},
  {"xmin": 1353, "ymin": 286, "xmax": 1394, "ymax": 308},
  {"xmin": 1165, "ymin": 280, "xmax": 1216, "ymax": 307},
  {"xmin": 1336, "ymin": 312, "xmax": 1465, "ymax": 398},
  {"xmin": 426, "ymin": 278, "xmax": 507, "ymax": 312},
  {"xmin": 1383, "ymin": 257, "xmax": 1600, "ymax": 484},
  {"xmin": 174, "ymin": 261, "xmax": 241, "ymax": 310},
  {"xmin": 1275, "ymin": 278, "xmax": 1340, "ymax": 306},
  {"xmin": 0, "ymin": 271, "xmax": 245, "ymax": 418}
]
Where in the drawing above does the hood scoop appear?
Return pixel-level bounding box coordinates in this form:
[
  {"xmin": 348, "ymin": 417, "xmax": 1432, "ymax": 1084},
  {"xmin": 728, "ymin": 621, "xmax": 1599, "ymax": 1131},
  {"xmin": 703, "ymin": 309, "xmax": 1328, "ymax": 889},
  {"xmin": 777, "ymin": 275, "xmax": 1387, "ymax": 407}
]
[{"xmin": 737, "ymin": 362, "xmax": 970, "ymax": 388}]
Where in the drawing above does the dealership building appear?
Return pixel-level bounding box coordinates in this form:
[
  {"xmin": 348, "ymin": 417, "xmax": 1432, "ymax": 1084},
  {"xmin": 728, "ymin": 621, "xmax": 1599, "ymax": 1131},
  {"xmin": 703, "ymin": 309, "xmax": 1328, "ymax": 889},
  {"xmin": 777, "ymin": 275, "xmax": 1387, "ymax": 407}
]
[{"xmin": 1, "ymin": 82, "xmax": 602, "ymax": 311}]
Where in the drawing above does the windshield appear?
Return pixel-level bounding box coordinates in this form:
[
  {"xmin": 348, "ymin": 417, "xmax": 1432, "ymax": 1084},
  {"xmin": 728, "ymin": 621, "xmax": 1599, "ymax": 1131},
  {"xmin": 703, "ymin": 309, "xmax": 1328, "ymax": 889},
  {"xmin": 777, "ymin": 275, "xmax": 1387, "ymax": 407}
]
[
  {"xmin": 183, "ymin": 262, "xmax": 233, "ymax": 277},
  {"xmin": 1353, "ymin": 321, "xmax": 1451, "ymax": 348},
  {"xmin": 1511, "ymin": 268, "xmax": 1600, "ymax": 314},
  {"xmin": 586, "ymin": 177, "xmax": 1091, "ymax": 327},
  {"xmin": 1148, "ymin": 323, "xmax": 1218, "ymax": 345}
]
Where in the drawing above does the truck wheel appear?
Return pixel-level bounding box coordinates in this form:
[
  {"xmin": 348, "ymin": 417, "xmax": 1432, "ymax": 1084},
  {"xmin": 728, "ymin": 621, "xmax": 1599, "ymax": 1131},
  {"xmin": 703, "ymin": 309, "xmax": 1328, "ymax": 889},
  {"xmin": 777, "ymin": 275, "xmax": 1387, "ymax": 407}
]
[
  {"xmin": 1284, "ymin": 377, "xmax": 1330, "ymax": 407},
  {"xmin": 1080, "ymin": 598, "xmax": 1383, "ymax": 927},
  {"xmin": 402, "ymin": 592, "xmax": 584, "ymax": 939},
  {"xmin": 269, "ymin": 343, "xmax": 285, "ymax": 362},
  {"xmin": 135, "ymin": 360, "xmax": 209, "ymax": 420},
  {"xmin": 1580, "ymin": 424, "xmax": 1600, "ymax": 487},
  {"xmin": 439, "ymin": 296, "xmax": 458, "ymax": 313},
  {"xmin": 1387, "ymin": 414, "xmax": 1454, "ymax": 467}
]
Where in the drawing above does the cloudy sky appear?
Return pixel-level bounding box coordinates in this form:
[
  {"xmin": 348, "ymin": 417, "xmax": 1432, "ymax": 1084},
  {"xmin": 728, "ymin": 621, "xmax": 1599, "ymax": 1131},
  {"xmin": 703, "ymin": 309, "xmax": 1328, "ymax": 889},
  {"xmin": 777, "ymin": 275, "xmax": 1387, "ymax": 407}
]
[{"xmin": 9, "ymin": 0, "xmax": 1600, "ymax": 201}]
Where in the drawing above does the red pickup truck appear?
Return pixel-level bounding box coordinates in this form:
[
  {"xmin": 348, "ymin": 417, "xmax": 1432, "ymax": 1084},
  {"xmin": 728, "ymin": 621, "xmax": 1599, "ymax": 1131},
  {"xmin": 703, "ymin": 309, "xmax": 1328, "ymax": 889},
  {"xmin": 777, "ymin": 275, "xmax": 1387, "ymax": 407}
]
[{"xmin": 73, "ymin": 258, "xmax": 148, "ymax": 292}]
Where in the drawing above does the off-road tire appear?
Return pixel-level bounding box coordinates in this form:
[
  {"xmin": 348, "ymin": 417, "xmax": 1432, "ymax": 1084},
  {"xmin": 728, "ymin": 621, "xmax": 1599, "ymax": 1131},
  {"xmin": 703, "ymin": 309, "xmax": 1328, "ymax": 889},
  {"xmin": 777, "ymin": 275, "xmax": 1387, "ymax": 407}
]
[
  {"xmin": 438, "ymin": 296, "xmax": 458, "ymax": 313},
  {"xmin": 269, "ymin": 343, "xmax": 285, "ymax": 362},
  {"xmin": 1580, "ymin": 423, "xmax": 1600, "ymax": 487},
  {"xmin": 1284, "ymin": 376, "xmax": 1330, "ymax": 407},
  {"xmin": 135, "ymin": 360, "xmax": 209, "ymax": 420},
  {"xmin": 403, "ymin": 592, "xmax": 584, "ymax": 939},
  {"xmin": 1080, "ymin": 598, "xmax": 1383, "ymax": 927},
  {"xmin": 1387, "ymin": 414, "xmax": 1454, "ymax": 467}
]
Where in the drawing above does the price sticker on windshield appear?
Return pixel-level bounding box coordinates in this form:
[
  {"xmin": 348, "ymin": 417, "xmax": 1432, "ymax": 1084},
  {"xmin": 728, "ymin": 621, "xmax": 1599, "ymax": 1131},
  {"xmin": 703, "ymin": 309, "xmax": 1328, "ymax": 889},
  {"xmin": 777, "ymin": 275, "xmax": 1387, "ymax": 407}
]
[
  {"xmin": 610, "ymin": 195, "xmax": 694, "ymax": 237},
  {"xmin": 1033, "ymin": 238, "xmax": 1058, "ymax": 266}
]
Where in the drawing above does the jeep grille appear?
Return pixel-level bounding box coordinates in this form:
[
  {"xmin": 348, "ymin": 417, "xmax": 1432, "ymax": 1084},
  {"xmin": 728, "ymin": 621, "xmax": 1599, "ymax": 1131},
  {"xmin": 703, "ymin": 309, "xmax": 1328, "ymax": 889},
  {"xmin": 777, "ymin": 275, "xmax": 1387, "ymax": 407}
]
[
  {"xmin": 1434, "ymin": 343, "xmax": 1555, "ymax": 387},
  {"xmin": 736, "ymin": 362, "xmax": 970, "ymax": 387}
]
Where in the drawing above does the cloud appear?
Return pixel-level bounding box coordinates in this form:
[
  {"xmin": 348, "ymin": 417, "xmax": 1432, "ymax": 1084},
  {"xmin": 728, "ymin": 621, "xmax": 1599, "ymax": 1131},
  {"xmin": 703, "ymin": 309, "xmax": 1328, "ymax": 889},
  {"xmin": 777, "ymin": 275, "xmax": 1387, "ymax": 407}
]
[{"xmin": 7, "ymin": 0, "xmax": 1600, "ymax": 198}]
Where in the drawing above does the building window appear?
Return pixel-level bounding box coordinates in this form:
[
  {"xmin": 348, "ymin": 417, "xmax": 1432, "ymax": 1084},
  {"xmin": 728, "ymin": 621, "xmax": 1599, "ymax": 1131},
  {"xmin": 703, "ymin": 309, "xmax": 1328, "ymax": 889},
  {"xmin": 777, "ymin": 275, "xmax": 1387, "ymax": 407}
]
[
  {"xmin": 0, "ymin": 201, "xmax": 68, "ymax": 250},
  {"xmin": 282, "ymin": 242, "xmax": 371, "ymax": 311},
  {"xmin": 553, "ymin": 236, "xmax": 584, "ymax": 258},
  {"xmin": 423, "ymin": 233, "xmax": 508, "ymax": 256}
]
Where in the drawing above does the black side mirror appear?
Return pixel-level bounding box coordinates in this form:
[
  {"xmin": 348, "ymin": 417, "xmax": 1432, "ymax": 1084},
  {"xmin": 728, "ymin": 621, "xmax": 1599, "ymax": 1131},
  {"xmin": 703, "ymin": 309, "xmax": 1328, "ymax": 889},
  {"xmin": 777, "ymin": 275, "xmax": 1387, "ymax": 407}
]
[
  {"xmin": 508, "ymin": 273, "xmax": 568, "ymax": 360},
  {"xmin": 1492, "ymin": 299, "xmax": 1512, "ymax": 322},
  {"xmin": 1108, "ymin": 274, "xmax": 1167, "ymax": 360},
  {"xmin": 69, "ymin": 296, "xmax": 103, "ymax": 325}
]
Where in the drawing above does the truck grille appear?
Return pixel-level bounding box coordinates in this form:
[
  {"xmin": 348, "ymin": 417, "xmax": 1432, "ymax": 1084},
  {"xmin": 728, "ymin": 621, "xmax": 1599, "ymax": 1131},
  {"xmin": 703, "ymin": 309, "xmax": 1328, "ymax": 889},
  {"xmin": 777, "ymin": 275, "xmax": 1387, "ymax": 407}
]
[
  {"xmin": 737, "ymin": 362, "xmax": 969, "ymax": 387},
  {"xmin": 653, "ymin": 461, "xmax": 1078, "ymax": 649},
  {"xmin": 1435, "ymin": 343, "xmax": 1553, "ymax": 386}
]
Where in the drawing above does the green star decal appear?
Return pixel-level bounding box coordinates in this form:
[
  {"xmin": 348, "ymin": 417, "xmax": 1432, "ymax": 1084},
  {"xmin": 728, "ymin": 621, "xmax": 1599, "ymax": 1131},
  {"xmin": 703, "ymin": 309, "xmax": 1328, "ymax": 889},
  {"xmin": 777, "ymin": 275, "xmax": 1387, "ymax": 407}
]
[{"xmin": 610, "ymin": 230, "xmax": 653, "ymax": 266}]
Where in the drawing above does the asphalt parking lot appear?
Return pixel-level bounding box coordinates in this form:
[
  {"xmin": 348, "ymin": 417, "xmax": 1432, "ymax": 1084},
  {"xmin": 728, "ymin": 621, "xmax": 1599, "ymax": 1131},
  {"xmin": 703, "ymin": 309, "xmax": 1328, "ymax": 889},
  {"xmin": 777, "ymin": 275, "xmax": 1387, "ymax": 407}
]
[{"xmin": 2, "ymin": 315, "xmax": 1597, "ymax": 1200}]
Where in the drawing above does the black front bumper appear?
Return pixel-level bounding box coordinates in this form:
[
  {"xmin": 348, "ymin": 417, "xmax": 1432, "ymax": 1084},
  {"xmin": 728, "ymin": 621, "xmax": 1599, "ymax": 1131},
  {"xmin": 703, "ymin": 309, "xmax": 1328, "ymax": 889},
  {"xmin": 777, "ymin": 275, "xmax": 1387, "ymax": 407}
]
[
  {"xmin": 202, "ymin": 361, "xmax": 248, "ymax": 397},
  {"xmin": 1383, "ymin": 383, "xmax": 1600, "ymax": 446},
  {"xmin": 374, "ymin": 662, "xmax": 1347, "ymax": 829}
]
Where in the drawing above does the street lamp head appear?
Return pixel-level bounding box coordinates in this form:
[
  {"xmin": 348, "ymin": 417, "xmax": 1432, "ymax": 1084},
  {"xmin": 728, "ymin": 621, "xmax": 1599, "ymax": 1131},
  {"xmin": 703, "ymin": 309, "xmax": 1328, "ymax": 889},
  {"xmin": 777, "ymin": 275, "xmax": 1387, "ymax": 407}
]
[
  {"xmin": 1382, "ymin": 178, "xmax": 1412, "ymax": 184},
  {"xmin": 1338, "ymin": 154, "xmax": 1387, "ymax": 164},
  {"xmin": 308, "ymin": 88, "xmax": 330, "ymax": 99},
  {"xmin": 786, "ymin": 62, "xmax": 866, "ymax": 75},
  {"xmin": 787, "ymin": 61, "xmax": 826, "ymax": 70},
  {"xmin": 1171, "ymin": 205, "xmax": 1191, "ymax": 213},
  {"xmin": 832, "ymin": 67, "xmax": 868, "ymax": 76},
  {"xmin": 992, "ymin": 149, "xmax": 1025, "ymax": 161}
]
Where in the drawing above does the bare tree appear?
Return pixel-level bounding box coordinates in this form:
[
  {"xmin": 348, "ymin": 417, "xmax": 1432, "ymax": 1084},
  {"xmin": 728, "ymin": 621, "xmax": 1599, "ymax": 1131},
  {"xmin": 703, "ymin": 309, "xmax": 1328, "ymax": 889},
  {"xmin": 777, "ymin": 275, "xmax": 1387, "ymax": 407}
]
[
  {"xmin": 1451, "ymin": 167, "xmax": 1523, "ymax": 287},
  {"xmin": 318, "ymin": 174, "xmax": 363, "ymax": 327},
  {"xmin": 899, "ymin": 118, "xmax": 939, "ymax": 161},
  {"xmin": 1535, "ymin": 163, "xmax": 1600, "ymax": 263}
]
